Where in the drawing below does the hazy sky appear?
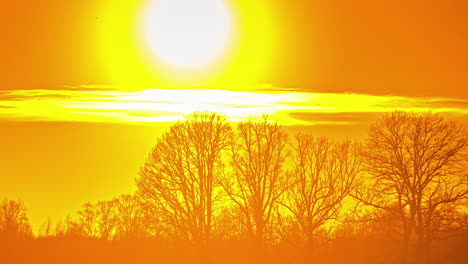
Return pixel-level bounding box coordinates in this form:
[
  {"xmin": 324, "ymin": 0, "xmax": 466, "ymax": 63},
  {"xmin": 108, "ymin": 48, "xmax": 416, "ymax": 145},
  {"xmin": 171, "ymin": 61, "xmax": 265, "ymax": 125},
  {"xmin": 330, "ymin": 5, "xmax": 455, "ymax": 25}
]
[{"xmin": 2, "ymin": 0, "xmax": 468, "ymax": 96}]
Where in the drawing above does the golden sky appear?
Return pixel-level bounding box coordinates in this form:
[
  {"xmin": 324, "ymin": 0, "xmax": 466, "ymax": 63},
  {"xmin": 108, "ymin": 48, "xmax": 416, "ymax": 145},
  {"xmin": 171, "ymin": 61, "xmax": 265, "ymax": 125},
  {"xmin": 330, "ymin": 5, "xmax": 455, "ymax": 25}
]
[{"xmin": 1, "ymin": 0, "xmax": 468, "ymax": 229}]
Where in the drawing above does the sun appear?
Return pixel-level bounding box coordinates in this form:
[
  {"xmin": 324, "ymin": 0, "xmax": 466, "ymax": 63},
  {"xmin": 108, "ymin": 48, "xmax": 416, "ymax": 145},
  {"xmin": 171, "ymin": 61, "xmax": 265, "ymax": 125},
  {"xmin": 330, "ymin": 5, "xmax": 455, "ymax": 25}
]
[
  {"xmin": 142, "ymin": 0, "xmax": 232, "ymax": 68},
  {"xmin": 97, "ymin": 0, "xmax": 275, "ymax": 88}
]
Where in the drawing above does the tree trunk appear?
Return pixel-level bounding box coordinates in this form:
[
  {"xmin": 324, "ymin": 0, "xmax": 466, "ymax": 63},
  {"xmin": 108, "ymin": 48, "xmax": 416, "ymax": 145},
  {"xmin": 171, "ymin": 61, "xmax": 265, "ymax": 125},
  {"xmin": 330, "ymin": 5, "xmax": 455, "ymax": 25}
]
[
  {"xmin": 305, "ymin": 237, "xmax": 315, "ymax": 263},
  {"xmin": 401, "ymin": 234, "xmax": 409, "ymax": 264}
]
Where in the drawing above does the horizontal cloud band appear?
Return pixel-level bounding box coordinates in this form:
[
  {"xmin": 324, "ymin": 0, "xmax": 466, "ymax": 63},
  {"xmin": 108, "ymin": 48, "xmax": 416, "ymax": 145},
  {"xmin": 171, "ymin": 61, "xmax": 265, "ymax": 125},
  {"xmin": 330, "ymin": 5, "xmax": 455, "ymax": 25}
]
[{"xmin": 1, "ymin": 86, "xmax": 467, "ymax": 125}]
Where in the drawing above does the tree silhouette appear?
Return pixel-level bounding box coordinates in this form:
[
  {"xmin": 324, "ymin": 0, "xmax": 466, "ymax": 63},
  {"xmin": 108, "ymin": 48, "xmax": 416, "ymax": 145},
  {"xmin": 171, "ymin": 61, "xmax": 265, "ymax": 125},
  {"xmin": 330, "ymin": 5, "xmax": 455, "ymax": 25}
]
[
  {"xmin": 95, "ymin": 200, "xmax": 119, "ymax": 240},
  {"xmin": 76, "ymin": 202, "xmax": 99, "ymax": 237},
  {"xmin": 0, "ymin": 199, "xmax": 32, "ymax": 239},
  {"xmin": 38, "ymin": 217, "xmax": 54, "ymax": 237},
  {"xmin": 211, "ymin": 206, "xmax": 244, "ymax": 240},
  {"xmin": 75, "ymin": 200, "xmax": 119, "ymax": 239},
  {"xmin": 115, "ymin": 194, "xmax": 150, "ymax": 239},
  {"xmin": 279, "ymin": 135, "xmax": 361, "ymax": 252},
  {"xmin": 221, "ymin": 115, "xmax": 289, "ymax": 246},
  {"xmin": 53, "ymin": 215, "xmax": 81, "ymax": 238},
  {"xmin": 137, "ymin": 112, "xmax": 231, "ymax": 243},
  {"xmin": 355, "ymin": 111, "xmax": 468, "ymax": 263}
]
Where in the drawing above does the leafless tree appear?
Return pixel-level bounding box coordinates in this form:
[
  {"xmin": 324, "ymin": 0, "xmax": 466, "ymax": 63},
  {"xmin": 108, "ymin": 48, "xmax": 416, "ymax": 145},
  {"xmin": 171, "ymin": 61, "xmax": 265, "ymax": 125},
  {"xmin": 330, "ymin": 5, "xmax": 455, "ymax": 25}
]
[
  {"xmin": 95, "ymin": 200, "xmax": 119, "ymax": 240},
  {"xmin": 0, "ymin": 199, "xmax": 32, "ymax": 239},
  {"xmin": 76, "ymin": 202, "xmax": 99, "ymax": 237},
  {"xmin": 279, "ymin": 135, "xmax": 361, "ymax": 251},
  {"xmin": 75, "ymin": 200, "xmax": 119, "ymax": 239},
  {"xmin": 114, "ymin": 194, "xmax": 150, "ymax": 239},
  {"xmin": 355, "ymin": 111, "xmax": 468, "ymax": 263},
  {"xmin": 54, "ymin": 215, "xmax": 81, "ymax": 238},
  {"xmin": 137, "ymin": 112, "xmax": 232, "ymax": 243},
  {"xmin": 211, "ymin": 206, "xmax": 244, "ymax": 240},
  {"xmin": 38, "ymin": 217, "xmax": 54, "ymax": 237},
  {"xmin": 221, "ymin": 115, "xmax": 289, "ymax": 246}
]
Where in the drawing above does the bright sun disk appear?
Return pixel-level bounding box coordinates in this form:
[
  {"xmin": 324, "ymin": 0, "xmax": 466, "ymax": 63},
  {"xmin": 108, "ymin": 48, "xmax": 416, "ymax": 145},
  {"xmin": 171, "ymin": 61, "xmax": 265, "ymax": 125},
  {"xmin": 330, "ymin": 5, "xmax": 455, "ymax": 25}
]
[{"xmin": 142, "ymin": 0, "xmax": 232, "ymax": 68}]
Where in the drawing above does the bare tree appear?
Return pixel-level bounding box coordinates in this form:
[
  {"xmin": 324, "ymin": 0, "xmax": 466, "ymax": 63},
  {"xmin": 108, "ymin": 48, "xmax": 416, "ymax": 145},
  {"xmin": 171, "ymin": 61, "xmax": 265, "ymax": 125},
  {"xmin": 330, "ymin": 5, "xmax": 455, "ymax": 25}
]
[
  {"xmin": 221, "ymin": 115, "xmax": 289, "ymax": 246},
  {"xmin": 115, "ymin": 194, "xmax": 150, "ymax": 239},
  {"xmin": 355, "ymin": 111, "xmax": 468, "ymax": 263},
  {"xmin": 38, "ymin": 217, "xmax": 54, "ymax": 237},
  {"xmin": 76, "ymin": 202, "xmax": 99, "ymax": 237},
  {"xmin": 211, "ymin": 206, "xmax": 244, "ymax": 240},
  {"xmin": 137, "ymin": 112, "xmax": 232, "ymax": 243},
  {"xmin": 75, "ymin": 200, "xmax": 119, "ymax": 239},
  {"xmin": 95, "ymin": 200, "xmax": 119, "ymax": 240},
  {"xmin": 0, "ymin": 199, "xmax": 32, "ymax": 239},
  {"xmin": 279, "ymin": 136, "xmax": 361, "ymax": 251},
  {"xmin": 54, "ymin": 215, "xmax": 81, "ymax": 238}
]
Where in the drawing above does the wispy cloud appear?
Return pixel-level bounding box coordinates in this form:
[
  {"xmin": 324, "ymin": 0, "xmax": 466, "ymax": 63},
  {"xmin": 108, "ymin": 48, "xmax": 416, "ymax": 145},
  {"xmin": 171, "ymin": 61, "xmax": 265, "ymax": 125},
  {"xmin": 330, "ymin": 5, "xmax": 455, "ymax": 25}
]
[{"xmin": 1, "ymin": 86, "xmax": 467, "ymax": 125}]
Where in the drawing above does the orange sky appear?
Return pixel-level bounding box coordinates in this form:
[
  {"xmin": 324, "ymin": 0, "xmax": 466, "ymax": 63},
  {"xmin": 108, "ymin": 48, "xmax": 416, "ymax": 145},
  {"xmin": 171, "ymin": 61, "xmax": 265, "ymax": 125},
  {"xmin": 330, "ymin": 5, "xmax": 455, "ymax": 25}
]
[{"xmin": 1, "ymin": 0, "xmax": 468, "ymax": 230}]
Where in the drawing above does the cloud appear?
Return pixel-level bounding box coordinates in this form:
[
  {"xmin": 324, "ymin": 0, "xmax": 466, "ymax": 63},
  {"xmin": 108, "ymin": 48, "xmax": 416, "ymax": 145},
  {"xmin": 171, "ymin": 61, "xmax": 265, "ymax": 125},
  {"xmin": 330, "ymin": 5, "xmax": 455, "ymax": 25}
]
[
  {"xmin": 0, "ymin": 86, "xmax": 467, "ymax": 125},
  {"xmin": 288, "ymin": 112, "xmax": 383, "ymax": 125}
]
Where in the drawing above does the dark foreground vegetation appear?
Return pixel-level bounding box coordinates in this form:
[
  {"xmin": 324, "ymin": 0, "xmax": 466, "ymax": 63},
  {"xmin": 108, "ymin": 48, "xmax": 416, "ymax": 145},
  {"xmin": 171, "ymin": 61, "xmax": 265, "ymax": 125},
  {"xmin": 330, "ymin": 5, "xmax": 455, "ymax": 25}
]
[
  {"xmin": 1, "ymin": 234, "xmax": 467, "ymax": 264},
  {"xmin": 1, "ymin": 111, "xmax": 467, "ymax": 264}
]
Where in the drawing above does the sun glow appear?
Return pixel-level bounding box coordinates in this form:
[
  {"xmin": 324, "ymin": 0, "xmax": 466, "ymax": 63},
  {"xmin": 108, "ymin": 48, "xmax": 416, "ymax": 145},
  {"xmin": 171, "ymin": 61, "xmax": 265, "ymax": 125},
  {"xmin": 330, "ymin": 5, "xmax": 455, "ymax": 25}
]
[{"xmin": 97, "ymin": 0, "xmax": 275, "ymax": 88}]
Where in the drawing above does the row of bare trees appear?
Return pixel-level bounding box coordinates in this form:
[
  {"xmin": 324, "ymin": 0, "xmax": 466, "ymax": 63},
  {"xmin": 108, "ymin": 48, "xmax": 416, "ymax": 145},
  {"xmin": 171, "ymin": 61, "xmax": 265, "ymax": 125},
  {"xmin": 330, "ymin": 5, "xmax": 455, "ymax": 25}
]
[
  {"xmin": 134, "ymin": 111, "xmax": 466, "ymax": 260},
  {"xmin": 73, "ymin": 194, "xmax": 150, "ymax": 239},
  {"xmin": 136, "ymin": 113, "xmax": 364, "ymax": 248},
  {"xmin": 1, "ymin": 111, "xmax": 467, "ymax": 263},
  {"xmin": 33, "ymin": 195, "xmax": 152, "ymax": 240}
]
